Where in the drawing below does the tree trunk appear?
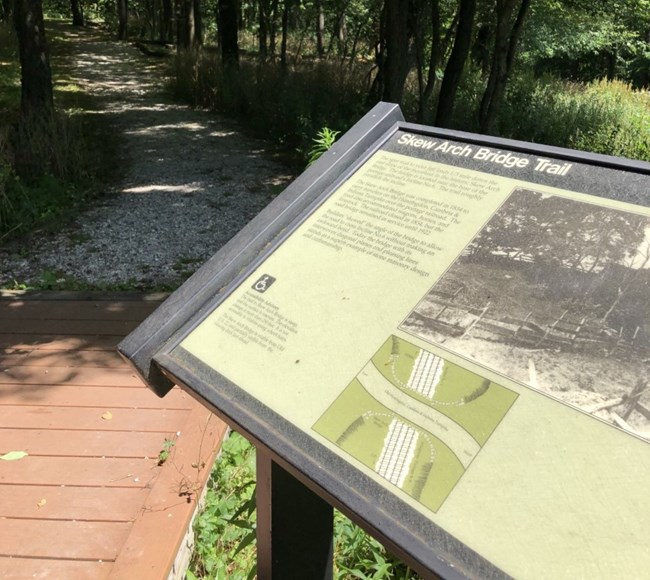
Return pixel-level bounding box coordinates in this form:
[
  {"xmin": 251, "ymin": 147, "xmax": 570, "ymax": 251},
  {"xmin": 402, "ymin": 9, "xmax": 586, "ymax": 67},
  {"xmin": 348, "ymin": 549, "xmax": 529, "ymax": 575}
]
[
  {"xmin": 194, "ymin": 0, "xmax": 202, "ymax": 44},
  {"xmin": 117, "ymin": 0, "xmax": 128, "ymax": 40},
  {"xmin": 13, "ymin": 0, "xmax": 53, "ymax": 119},
  {"xmin": 1, "ymin": 0, "xmax": 13, "ymax": 22},
  {"xmin": 178, "ymin": 0, "xmax": 195, "ymax": 47},
  {"xmin": 315, "ymin": 0, "xmax": 324, "ymax": 58},
  {"xmin": 71, "ymin": 0, "xmax": 84, "ymax": 25},
  {"xmin": 421, "ymin": 0, "xmax": 441, "ymax": 107},
  {"xmin": 478, "ymin": 0, "xmax": 530, "ymax": 134},
  {"xmin": 160, "ymin": 0, "xmax": 172, "ymax": 41},
  {"xmin": 268, "ymin": 0, "xmax": 278, "ymax": 58},
  {"xmin": 381, "ymin": 0, "xmax": 411, "ymax": 105},
  {"xmin": 258, "ymin": 0, "xmax": 269, "ymax": 59},
  {"xmin": 280, "ymin": 0, "xmax": 289, "ymax": 68},
  {"xmin": 217, "ymin": 0, "xmax": 239, "ymax": 67},
  {"xmin": 435, "ymin": 0, "xmax": 476, "ymax": 127}
]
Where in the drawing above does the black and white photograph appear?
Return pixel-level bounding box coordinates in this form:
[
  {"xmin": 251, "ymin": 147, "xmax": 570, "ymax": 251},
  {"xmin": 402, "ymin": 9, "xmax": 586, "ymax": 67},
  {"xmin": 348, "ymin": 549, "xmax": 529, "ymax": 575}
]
[{"xmin": 401, "ymin": 188, "xmax": 650, "ymax": 440}]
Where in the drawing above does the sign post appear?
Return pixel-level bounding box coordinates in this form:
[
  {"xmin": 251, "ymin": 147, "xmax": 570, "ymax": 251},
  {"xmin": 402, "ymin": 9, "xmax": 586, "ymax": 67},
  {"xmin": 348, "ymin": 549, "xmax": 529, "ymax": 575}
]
[{"xmin": 120, "ymin": 102, "xmax": 650, "ymax": 578}]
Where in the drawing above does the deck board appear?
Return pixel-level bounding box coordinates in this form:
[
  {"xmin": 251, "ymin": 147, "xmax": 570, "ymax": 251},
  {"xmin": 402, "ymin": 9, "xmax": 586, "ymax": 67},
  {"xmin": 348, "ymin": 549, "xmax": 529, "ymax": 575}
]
[
  {"xmin": 0, "ymin": 428, "xmax": 175, "ymax": 457},
  {"xmin": 0, "ymin": 385, "xmax": 191, "ymax": 408},
  {"xmin": 1, "ymin": 349, "xmax": 128, "ymax": 368},
  {"xmin": 0, "ymin": 367, "xmax": 147, "ymax": 387},
  {"xmin": 0, "ymin": 295, "xmax": 227, "ymax": 579},
  {"xmin": 0, "ymin": 405, "xmax": 190, "ymax": 430},
  {"xmin": 0, "ymin": 519, "xmax": 132, "ymax": 560},
  {"xmin": 0, "ymin": 485, "xmax": 148, "ymax": 521},
  {"xmin": 0, "ymin": 558, "xmax": 113, "ymax": 579},
  {"xmin": 0, "ymin": 334, "xmax": 121, "ymax": 351}
]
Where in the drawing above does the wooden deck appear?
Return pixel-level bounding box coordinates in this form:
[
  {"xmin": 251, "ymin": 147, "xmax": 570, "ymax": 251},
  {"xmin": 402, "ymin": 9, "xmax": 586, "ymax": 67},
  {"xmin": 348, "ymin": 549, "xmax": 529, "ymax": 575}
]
[{"xmin": 0, "ymin": 293, "xmax": 228, "ymax": 579}]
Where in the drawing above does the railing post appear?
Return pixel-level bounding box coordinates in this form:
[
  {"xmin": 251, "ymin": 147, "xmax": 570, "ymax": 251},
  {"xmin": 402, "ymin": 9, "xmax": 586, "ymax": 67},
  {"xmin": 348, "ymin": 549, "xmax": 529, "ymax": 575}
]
[{"xmin": 256, "ymin": 448, "xmax": 334, "ymax": 580}]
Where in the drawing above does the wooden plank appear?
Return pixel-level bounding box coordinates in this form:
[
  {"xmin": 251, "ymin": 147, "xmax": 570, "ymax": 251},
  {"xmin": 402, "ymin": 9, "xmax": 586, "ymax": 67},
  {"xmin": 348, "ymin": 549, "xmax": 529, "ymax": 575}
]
[
  {"xmin": 0, "ymin": 367, "xmax": 144, "ymax": 387},
  {"xmin": 0, "ymin": 406, "xmax": 190, "ymax": 431},
  {"xmin": 0, "ymin": 334, "xmax": 120, "ymax": 351},
  {"xmin": 110, "ymin": 406, "xmax": 229, "ymax": 580},
  {"xmin": 0, "ymin": 385, "xmax": 191, "ymax": 409},
  {"xmin": 0, "ymin": 456, "xmax": 159, "ymax": 487},
  {"xmin": 0, "ymin": 557, "xmax": 112, "ymax": 580},
  {"xmin": 0, "ymin": 319, "xmax": 139, "ymax": 336},
  {"xmin": 1, "ymin": 349, "xmax": 127, "ymax": 369},
  {"xmin": 0, "ymin": 485, "xmax": 147, "ymax": 521},
  {"xmin": 0, "ymin": 519, "xmax": 131, "ymax": 560},
  {"xmin": 0, "ymin": 428, "xmax": 176, "ymax": 458},
  {"xmin": 0, "ymin": 300, "xmax": 160, "ymax": 321}
]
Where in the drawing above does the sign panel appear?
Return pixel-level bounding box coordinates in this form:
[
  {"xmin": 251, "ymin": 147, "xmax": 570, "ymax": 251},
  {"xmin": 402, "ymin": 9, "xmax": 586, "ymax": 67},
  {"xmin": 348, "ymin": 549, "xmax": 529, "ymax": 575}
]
[{"xmin": 141, "ymin": 114, "xmax": 650, "ymax": 578}]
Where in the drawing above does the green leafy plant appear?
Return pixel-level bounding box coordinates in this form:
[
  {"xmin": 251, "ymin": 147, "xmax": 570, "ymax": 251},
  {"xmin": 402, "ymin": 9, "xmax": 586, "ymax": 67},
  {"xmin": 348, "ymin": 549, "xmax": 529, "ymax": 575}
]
[
  {"xmin": 157, "ymin": 437, "xmax": 176, "ymax": 466},
  {"xmin": 189, "ymin": 432, "xmax": 422, "ymax": 579},
  {"xmin": 189, "ymin": 431, "xmax": 258, "ymax": 579},
  {"xmin": 307, "ymin": 127, "xmax": 341, "ymax": 166}
]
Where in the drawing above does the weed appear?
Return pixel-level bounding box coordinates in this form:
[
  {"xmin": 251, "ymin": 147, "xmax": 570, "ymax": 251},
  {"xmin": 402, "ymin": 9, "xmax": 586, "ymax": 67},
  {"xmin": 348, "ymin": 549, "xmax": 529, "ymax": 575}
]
[
  {"xmin": 157, "ymin": 437, "xmax": 176, "ymax": 466},
  {"xmin": 307, "ymin": 127, "xmax": 340, "ymax": 166},
  {"xmin": 189, "ymin": 432, "xmax": 423, "ymax": 579},
  {"xmin": 189, "ymin": 431, "xmax": 257, "ymax": 579},
  {"xmin": 0, "ymin": 21, "xmax": 123, "ymax": 245}
]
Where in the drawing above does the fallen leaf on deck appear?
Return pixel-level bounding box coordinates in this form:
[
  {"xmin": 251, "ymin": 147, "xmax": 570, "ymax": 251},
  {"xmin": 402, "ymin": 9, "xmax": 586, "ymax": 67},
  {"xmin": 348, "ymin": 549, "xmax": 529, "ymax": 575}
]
[
  {"xmin": 0, "ymin": 451, "xmax": 28, "ymax": 461},
  {"xmin": 101, "ymin": 411, "xmax": 113, "ymax": 420},
  {"xmin": 36, "ymin": 499, "xmax": 46, "ymax": 509}
]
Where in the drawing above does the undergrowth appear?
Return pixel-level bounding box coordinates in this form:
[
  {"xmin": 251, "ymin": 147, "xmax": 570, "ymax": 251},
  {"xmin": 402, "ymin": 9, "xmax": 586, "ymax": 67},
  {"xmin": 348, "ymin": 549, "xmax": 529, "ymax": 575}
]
[
  {"xmin": 0, "ymin": 21, "xmax": 118, "ymax": 244},
  {"xmin": 498, "ymin": 74, "xmax": 650, "ymax": 159},
  {"xmin": 171, "ymin": 49, "xmax": 650, "ymax": 164},
  {"xmin": 171, "ymin": 50, "xmax": 371, "ymax": 165},
  {"xmin": 189, "ymin": 431, "xmax": 422, "ymax": 579}
]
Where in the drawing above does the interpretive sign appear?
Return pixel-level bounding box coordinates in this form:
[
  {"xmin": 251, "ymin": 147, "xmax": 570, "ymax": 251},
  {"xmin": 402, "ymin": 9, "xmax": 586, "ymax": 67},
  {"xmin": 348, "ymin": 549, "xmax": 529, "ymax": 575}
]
[{"xmin": 120, "ymin": 103, "xmax": 650, "ymax": 579}]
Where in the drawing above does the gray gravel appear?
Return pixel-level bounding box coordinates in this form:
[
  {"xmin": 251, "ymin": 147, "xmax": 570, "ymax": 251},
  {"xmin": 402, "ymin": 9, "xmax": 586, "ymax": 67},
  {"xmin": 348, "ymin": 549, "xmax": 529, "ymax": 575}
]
[{"xmin": 0, "ymin": 25, "xmax": 292, "ymax": 289}]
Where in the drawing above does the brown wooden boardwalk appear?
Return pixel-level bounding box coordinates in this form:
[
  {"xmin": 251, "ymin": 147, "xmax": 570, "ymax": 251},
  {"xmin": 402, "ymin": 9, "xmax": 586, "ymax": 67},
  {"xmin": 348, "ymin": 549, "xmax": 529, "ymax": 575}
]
[{"xmin": 0, "ymin": 293, "xmax": 228, "ymax": 579}]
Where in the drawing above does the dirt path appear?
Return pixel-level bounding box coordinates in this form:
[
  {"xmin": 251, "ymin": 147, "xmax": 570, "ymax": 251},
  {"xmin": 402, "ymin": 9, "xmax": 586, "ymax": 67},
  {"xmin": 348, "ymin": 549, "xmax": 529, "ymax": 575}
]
[{"xmin": 0, "ymin": 23, "xmax": 292, "ymax": 289}]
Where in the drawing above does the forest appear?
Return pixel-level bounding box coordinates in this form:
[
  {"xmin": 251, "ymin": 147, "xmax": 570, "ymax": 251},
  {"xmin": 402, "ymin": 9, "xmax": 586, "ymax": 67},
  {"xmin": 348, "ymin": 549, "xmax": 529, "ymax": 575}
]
[{"xmin": 1, "ymin": 0, "xmax": 650, "ymax": 241}]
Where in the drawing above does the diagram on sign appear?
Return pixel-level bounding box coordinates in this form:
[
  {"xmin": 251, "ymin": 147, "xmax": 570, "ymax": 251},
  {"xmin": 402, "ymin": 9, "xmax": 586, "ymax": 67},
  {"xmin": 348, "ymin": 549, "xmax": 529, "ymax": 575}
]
[{"xmin": 314, "ymin": 336, "xmax": 518, "ymax": 512}]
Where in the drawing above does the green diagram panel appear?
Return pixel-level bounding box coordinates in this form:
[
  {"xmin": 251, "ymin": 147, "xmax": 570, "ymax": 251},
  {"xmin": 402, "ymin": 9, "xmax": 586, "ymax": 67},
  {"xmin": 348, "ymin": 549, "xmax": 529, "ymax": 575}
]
[{"xmin": 314, "ymin": 336, "xmax": 518, "ymax": 513}]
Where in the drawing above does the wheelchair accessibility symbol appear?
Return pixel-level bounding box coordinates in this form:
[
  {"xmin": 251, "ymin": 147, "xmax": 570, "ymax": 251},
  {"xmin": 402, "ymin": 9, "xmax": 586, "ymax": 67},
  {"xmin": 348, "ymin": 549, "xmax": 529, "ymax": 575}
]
[{"xmin": 252, "ymin": 274, "xmax": 276, "ymax": 293}]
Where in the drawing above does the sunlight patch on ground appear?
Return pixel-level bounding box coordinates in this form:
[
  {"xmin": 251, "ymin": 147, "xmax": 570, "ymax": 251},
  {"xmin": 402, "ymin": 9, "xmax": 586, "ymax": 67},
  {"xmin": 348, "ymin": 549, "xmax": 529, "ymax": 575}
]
[
  {"xmin": 126, "ymin": 122, "xmax": 208, "ymax": 135},
  {"xmin": 209, "ymin": 130, "xmax": 238, "ymax": 138},
  {"xmin": 122, "ymin": 184, "xmax": 202, "ymax": 194}
]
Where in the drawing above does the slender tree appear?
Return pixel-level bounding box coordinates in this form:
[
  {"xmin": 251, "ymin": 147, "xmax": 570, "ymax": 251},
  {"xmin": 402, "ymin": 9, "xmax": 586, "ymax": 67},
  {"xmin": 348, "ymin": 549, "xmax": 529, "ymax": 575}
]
[
  {"xmin": 1, "ymin": 0, "xmax": 12, "ymax": 21},
  {"xmin": 315, "ymin": 0, "xmax": 325, "ymax": 58},
  {"xmin": 13, "ymin": 0, "xmax": 53, "ymax": 119},
  {"xmin": 117, "ymin": 0, "xmax": 128, "ymax": 40},
  {"xmin": 160, "ymin": 0, "xmax": 173, "ymax": 42},
  {"xmin": 217, "ymin": 0, "xmax": 239, "ymax": 66},
  {"xmin": 478, "ymin": 0, "xmax": 531, "ymax": 133},
  {"xmin": 435, "ymin": 0, "xmax": 476, "ymax": 127},
  {"xmin": 71, "ymin": 0, "xmax": 84, "ymax": 26},
  {"xmin": 380, "ymin": 0, "xmax": 412, "ymax": 104}
]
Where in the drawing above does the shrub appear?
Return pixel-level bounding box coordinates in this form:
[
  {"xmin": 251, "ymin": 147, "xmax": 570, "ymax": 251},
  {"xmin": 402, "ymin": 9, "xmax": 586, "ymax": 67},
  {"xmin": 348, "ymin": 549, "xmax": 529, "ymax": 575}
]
[
  {"xmin": 171, "ymin": 50, "xmax": 372, "ymax": 164},
  {"xmin": 497, "ymin": 73, "xmax": 650, "ymax": 160}
]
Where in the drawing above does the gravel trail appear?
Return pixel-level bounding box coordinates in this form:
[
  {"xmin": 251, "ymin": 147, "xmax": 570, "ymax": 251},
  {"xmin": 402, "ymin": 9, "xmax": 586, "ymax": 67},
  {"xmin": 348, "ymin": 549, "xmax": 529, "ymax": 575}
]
[{"xmin": 0, "ymin": 24, "xmax": 292, "ymax": 289}]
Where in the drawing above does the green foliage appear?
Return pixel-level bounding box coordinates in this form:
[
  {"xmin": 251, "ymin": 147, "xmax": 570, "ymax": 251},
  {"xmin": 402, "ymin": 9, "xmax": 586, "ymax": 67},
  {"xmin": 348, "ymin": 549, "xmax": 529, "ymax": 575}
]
[
  {"xmin": 333, "ymin": 513, "xmax": 420, "ymax": 579},
  {"xmin": 189, "ymin": 431, "xmax": 257, "ymax": 579},
  {"xmin": 0, "ymin": 22, "xmax": 118, "ymax": 244},
  {"xmin": 308, "ymin": 127, "xmax": 340, "ymax": 165},
  {"xmin": 497, "ymin": 73, "xmax": 650, "ymax": 160},
  {"xmin": 171, "ymin": 50, "xmax": 371, "ymax": 166},
  {"xmin": 189, "ymin": 432, "xmax": 423, "ymax": 579},
  {"xmin": 157, "ymin": 437, "xmax": 176, "ymax": 465}
]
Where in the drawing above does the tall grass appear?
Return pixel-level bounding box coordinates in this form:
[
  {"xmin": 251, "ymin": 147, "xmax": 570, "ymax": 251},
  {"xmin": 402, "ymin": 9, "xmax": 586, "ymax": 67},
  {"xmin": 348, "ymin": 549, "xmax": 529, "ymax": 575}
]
[
  {"xmin": 0, "ymin": 22, "xmax": 111, "ymax": 244},
  {"xmin": 171, "ymin": 50, "xmax": 650, "ymax": 164},
  {"xmin": 172, "ymin": 50, "xmax": 372, "ymax": 163},
  {"xmin": 495, "ymin": 73, "xmax": 650, "ymax": 160}
]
